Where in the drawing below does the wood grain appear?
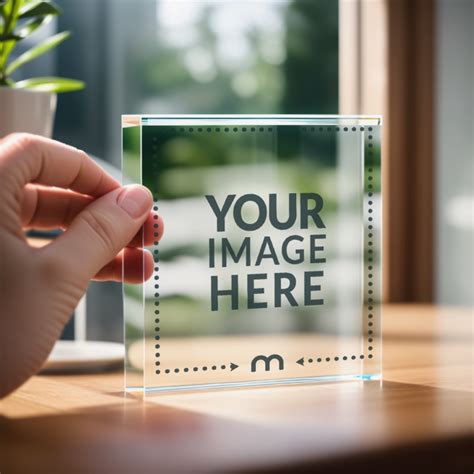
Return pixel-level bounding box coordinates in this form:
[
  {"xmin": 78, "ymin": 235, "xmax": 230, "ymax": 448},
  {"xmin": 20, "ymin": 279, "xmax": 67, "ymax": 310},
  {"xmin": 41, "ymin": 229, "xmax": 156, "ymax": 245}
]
[{"xmin": 0, "ymin": 305, "xmax": 472, "ymax": 473}]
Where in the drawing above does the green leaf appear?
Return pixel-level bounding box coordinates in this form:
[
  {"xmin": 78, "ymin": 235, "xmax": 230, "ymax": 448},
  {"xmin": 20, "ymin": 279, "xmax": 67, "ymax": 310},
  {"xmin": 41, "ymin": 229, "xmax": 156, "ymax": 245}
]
[
  {"xmin": 0, "ymin": 76, "xmax": 14, "ymax": 86},
  {"xmin": 19, "ymin": 1, "xmax": 62, "ymax": 18},
  {"xmin": 1, "ymin": 14, "xmax": 51, "ymax": 40},
  {"xmin": 0, "ymin": 32, "xmax": 21, "ymax": 40},
  {"xmin": 13, "ymin": 76, "xmax": 85, "ymax": 93},
  {"xmin": 5, "ymin": 30, "xmax": 70, "ymax": 75},
  {"xmin": 0, "ymin": 39, "xmax": 16, "ymax": 70},
  {"xmin": 2, "ymin": 0, "xmax": 22, "ymax": 34},
  {"xmin": 1, "ymin": 0, "xmax": 13, "ymax": 17}
]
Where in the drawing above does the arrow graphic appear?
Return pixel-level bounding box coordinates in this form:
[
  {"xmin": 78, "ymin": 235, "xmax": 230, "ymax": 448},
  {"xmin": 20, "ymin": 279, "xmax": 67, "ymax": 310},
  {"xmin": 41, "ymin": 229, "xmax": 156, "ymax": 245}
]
[
  {"xmin": 296, "ymin": 357, "xmax": 305, "ymax": 366},
  {"xmin": 161, "ymin": 362, "xmax": 239, "ymax": 375}
]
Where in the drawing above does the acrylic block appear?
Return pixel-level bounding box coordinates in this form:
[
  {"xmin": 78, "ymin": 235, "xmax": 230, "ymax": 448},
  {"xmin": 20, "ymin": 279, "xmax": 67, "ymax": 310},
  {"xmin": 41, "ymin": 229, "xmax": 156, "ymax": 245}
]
[{"xmin": 122, "ymin": 115, "xmax": 382, "ymax": 393}]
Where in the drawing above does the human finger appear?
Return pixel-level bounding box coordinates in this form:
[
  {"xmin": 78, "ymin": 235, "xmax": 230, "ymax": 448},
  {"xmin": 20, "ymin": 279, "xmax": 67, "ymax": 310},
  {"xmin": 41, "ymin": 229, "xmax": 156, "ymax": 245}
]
[
  {"xmin": 93, "ymin": 247, "xmax": 154, "ymax": 283},
  {"xmin": 0, "ymin": 133, "xmax": 119, "ymax": 198},
  {"xmin": 42, "ymin": 185, "xmax": 152, "ymax": 282},
  {"xmin": 21, "ymin": 184, "xmax": 163, "ymax": 247}
]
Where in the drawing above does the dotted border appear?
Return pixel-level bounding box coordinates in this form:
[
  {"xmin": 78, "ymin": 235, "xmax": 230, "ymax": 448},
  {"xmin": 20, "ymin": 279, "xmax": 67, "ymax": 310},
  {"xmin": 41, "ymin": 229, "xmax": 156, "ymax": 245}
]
[
  {"xmin": 299, "ymin": 354, "xmax": 365, "ymax": 364},
  {"xmin": 174, "ymin": 126, "xmax": 275, "ymax": 133},
  {"xmin": 366, "ymin": 127, "xmax": 375, "ymax": 361},
  {"xmin": 149, "ymin": 125, "xmax": 378, "ymax": 375},
  {"xmin": 163, "ymin": 364, "xmax": 230, "ymax": 375},
  {"xmin": 151, "ymin": 136, "xmax": 162, "ymax": 374}
]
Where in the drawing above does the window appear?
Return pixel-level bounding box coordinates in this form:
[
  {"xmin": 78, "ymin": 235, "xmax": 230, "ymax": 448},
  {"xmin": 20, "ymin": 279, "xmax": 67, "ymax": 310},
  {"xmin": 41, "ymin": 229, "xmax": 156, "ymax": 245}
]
[{"xmin": 16, "ymin": 0, "xmax": 339, "ymax": 340}]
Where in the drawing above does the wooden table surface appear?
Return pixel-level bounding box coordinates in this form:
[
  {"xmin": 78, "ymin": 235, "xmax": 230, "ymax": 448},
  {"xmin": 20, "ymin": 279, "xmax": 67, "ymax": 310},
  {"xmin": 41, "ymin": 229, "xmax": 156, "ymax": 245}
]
[{"xmin": 1, "ymin": 304, "xmax": 473, "ymax": 473}]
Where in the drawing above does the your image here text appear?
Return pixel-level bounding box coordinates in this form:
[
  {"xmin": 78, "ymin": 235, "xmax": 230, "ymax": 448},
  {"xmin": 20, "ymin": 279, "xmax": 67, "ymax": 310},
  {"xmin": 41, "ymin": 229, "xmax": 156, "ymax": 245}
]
[{"xmin": 206, "ymin": 193, "xmax": 327, "ymax": 311}]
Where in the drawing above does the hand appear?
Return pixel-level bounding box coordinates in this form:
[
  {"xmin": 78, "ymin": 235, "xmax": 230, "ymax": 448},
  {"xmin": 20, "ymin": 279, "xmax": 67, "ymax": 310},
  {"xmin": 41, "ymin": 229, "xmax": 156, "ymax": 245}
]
[{"xmin": 0, "ymin": 133, "xmax": 163, "ymax": 398}]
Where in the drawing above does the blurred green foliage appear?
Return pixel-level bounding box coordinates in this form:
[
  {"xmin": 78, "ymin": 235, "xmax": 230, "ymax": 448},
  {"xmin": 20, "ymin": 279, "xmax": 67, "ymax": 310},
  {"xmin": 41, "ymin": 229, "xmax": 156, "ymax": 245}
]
[{"xmin": 283, "ymin": 0, "xmax": 338, "ymax": 113}]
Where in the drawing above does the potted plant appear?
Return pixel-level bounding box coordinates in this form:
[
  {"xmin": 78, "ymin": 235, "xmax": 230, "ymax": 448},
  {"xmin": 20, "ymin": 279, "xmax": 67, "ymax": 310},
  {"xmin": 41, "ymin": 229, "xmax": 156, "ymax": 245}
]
[{"xmin": 0, "ymin": 0, "xmax": 84, "ymax": 137}]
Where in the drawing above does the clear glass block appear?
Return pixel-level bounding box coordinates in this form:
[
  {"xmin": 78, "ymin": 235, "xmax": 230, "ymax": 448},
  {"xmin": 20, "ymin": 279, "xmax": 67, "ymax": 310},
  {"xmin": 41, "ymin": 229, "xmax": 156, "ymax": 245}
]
[{"xmin": 122, "ymin": 115, "xmax": 382, "ymax": 393}]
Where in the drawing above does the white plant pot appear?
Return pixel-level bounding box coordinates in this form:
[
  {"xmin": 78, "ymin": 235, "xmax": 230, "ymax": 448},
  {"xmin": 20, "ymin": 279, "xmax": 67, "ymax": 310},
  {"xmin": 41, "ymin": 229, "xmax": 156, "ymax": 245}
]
[{"xmin": 0, "ymin": 87, "xmax": 57, "ymax": 138}]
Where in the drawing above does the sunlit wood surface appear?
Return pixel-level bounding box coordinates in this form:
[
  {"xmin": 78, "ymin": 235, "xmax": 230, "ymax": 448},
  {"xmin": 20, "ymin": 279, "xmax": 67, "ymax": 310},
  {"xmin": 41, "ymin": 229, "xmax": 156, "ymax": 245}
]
[{"xmin": 0, "ymin": 305, "xmax": 472, "ymax": 473}]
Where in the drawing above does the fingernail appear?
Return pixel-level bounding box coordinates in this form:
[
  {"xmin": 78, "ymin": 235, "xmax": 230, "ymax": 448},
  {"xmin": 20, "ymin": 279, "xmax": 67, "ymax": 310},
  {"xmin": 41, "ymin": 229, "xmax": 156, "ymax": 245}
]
[{"xmin": 117, "ymin": 185, "xmax": 152, "ymax": 218}]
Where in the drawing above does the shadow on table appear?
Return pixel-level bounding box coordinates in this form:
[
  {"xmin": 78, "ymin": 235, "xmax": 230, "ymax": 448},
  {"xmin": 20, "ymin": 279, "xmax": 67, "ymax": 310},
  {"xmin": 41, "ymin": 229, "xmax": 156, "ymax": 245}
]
[{"xmin": 1, "ymin": 380, "xmax": 473, "ymax": 474}]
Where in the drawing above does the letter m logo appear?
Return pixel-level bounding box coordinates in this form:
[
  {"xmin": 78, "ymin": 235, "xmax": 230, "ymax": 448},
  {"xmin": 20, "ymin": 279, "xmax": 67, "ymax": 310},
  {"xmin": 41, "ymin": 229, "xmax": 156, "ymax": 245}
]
[{"xmin": 250, "ymin": 354, "xmax": 284, "ymax": 372}]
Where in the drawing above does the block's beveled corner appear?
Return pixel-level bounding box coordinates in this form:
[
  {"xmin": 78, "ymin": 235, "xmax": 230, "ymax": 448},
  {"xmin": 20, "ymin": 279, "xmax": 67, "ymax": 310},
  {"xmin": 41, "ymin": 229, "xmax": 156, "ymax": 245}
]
[{"xmin": 122, "ymin": 115, "xmax": 140, "ymax": 128}]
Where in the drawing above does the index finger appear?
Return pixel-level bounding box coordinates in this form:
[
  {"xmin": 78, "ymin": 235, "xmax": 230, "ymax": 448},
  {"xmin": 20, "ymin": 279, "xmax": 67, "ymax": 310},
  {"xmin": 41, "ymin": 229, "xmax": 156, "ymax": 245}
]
[{"xmin": 0, "ymin": 133, "xmax": 119, "ymax": 197}]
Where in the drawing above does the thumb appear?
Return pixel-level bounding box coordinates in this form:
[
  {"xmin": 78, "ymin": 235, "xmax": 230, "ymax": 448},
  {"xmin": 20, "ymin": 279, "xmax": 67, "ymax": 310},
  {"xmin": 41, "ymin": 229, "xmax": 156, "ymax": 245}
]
[{"xmin": 45, "ymin": 184, "xmax": 153, "ymax": 281}]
